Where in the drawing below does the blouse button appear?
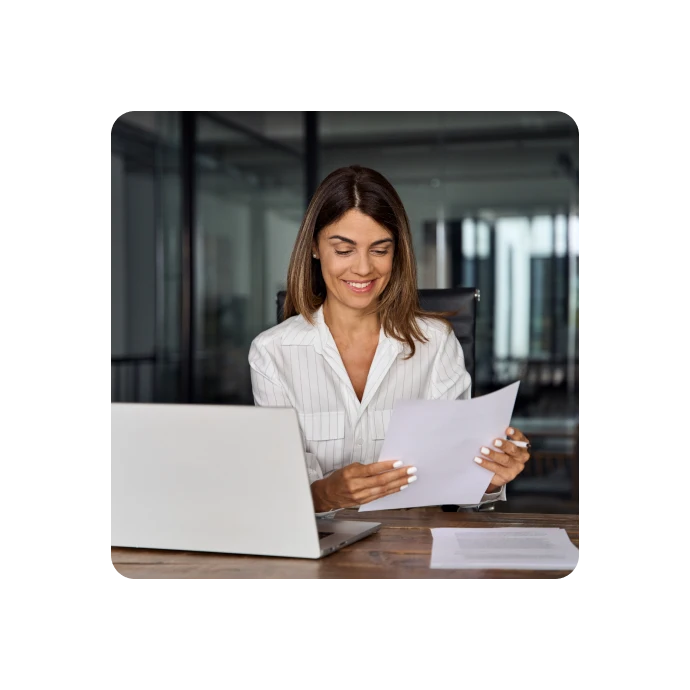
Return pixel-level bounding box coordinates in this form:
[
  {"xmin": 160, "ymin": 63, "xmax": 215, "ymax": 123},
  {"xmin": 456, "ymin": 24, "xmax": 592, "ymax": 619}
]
[{"xmin": 355, "ymin": 437, "xmax": 363, "ymax": 446}]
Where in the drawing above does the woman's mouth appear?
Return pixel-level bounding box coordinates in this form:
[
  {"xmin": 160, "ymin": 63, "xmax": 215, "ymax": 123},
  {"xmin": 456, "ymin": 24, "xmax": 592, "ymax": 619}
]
[{"xmin": 343, "ymin": 279, "xmax": 376, "ymax": 294}]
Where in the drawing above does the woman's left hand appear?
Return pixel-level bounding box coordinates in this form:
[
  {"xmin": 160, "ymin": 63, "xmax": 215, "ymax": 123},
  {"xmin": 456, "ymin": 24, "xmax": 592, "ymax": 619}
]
[{"xmin": 475, "ymin": 426, "xmax": 531, "ymax": 493}]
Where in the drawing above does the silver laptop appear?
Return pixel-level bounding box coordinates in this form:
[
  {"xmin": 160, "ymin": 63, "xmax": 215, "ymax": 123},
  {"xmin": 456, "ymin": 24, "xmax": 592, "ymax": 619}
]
[{"xmin": 112, "ymin": 403, "xmax": 381, "ymax": 558}]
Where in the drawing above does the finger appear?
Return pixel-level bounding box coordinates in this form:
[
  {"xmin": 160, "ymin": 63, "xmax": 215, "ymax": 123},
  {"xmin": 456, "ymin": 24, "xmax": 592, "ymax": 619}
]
[
  {"xmin": 473, "ymin": 455, "xmax": 517, "ymax": 483},
  {"xmin": 364, "ymin": 459, "xmax": 412, "ymax": 475},
  {"xmin": 492, "ymin": 438, "xmax": 530, "ymax": 461},
  {"xmin": 342, "ymin": 461, "xmax": 389, "ymax": 480},
  {"xmin": 506, "ymin": 426, "xmax": 528, "ymax": 443},
  {"xmin": 360, "ymin": 481, "xmax": 410, "ymax": 505},
  {"xmin": 358, "ymin": 473, "xmax": 416, "ymax": 503},
  {"xmin": 491, "ymin": 438, "xmax": 521, "ymax": 457},
  {"xmin": 352, "ymin": 466, "xmax": 417, "ymax": 493},
  {"xmin": 375, "ymin": 466, "xmax": 417, "ymax": 488},
  {"xmin": 478, "ymin": 445, "xmax": 516, "ymax": 468}
]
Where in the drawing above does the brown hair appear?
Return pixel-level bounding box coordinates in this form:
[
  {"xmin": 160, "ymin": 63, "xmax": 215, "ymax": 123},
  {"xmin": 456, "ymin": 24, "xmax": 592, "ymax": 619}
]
[{"xmin": 283, "ymin": 165, "xmax": 449, "ymax": 357}]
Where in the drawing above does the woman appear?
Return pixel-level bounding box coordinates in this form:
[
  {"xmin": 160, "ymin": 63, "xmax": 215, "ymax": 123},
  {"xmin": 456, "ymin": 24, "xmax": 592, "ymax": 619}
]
[{"xmin": 249, "ymin": 165, "xmax": 530, "ymax": 513}]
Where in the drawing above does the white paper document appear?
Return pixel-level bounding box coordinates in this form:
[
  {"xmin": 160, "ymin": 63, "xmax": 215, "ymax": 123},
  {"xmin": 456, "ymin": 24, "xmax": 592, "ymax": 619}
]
[
  {"xmin": 359, "ymin": 381, "xmax": 520, "ymax": 511},
  {"xmin": 430, "ymin": 528, "xmax": 579, "ymax": 570}
]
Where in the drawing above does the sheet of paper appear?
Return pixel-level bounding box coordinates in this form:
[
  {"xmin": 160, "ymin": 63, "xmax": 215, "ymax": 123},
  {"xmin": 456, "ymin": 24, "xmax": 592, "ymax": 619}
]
[
  {"xmin": 430, "ymin": 527, "xmax": 579, "ymax": 570},
  {"xmin": 359, "ymin": 381, "xmax": 520, "ymax": 511}
]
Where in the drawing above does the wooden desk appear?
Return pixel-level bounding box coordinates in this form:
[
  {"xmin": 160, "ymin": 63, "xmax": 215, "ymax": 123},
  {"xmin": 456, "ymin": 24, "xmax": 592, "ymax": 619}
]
[{"xmin": 112, "ymin": 510, "xmax": 578, "ymax": 579}]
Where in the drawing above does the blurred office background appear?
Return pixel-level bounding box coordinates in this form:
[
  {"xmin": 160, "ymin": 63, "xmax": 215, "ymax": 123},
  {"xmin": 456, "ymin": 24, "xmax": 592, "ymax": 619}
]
[{"xmin": 112, "ymin": 111, "xmax": 579, "ymax": 512}]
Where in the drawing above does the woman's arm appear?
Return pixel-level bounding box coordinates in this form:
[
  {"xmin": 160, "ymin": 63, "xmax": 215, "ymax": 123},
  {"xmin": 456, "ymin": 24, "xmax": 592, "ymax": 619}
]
[{"xmin": 427, "ymin": 326, "xmax": 472, "ymax": 402}]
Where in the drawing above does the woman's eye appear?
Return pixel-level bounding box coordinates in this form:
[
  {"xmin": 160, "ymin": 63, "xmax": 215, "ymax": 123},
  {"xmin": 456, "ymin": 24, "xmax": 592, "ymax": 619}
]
[{"xmin": 334, "ymin": 249, "xmax": 388, "ymax": 256}]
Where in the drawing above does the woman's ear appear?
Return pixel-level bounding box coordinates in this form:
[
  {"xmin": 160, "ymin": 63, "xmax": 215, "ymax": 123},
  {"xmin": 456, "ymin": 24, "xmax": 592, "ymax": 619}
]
[{"xmin": 311, "ymin": 241, "xmax": 319, "ymax": 260}]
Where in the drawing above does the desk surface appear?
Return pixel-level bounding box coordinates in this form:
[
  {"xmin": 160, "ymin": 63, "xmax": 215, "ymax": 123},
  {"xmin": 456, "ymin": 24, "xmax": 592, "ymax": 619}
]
[{"xmin": 112, "ymin": 510, "xmax": 578, "ymax": 579}]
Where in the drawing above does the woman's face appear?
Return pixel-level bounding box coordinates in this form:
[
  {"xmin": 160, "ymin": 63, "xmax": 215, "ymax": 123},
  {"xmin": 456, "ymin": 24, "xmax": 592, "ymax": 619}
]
[{"xmin": 313, "ymin": 208, "xmax": 395, "ymax": 313}]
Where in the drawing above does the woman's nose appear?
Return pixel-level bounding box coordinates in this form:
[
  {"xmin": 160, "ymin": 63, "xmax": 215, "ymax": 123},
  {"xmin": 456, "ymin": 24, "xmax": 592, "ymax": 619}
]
[{"xmin": 353, "ymin": 252, "xmax": 373, "ymax": 276}]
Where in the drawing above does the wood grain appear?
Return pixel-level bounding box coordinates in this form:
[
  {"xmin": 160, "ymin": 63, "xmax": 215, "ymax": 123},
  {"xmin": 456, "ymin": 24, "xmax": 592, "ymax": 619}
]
[{"xmin": 112, "ymin": 510, "xmax": 578, "ymax": 579}]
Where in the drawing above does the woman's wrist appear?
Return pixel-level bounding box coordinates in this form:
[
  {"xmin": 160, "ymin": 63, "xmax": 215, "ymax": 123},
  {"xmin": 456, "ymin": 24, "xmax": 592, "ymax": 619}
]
[{"xmin": 311, "ymin": 478, "xmax": 333, "ymax": 512}]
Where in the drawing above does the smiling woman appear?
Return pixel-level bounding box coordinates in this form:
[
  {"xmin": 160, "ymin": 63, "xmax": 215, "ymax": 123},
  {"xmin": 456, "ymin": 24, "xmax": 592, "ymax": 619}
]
[
  {"xmin": 322, "ymin": 221, "xmax": 393, "ymax": 293},
  {"xmin": 317, "ymin": 212, "xmax": 392, "ymax": 302},
  {"xmin": 249, "ymin": 165, "xmax": 531, "ymax": 513}
]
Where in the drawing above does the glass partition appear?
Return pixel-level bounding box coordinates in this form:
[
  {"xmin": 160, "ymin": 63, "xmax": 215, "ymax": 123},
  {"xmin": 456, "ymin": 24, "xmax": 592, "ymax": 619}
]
[{"xmin": 193, "ymin": 114, "xmax": 304, "ymax": 404}]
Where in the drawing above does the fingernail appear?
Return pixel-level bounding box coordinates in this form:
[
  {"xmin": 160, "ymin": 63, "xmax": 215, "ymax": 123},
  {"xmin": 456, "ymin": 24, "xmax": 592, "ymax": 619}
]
[
  {"xmin": 481, "ymin": 447, "xmax": 490, "ymax": 455},
  {"xmin": 508, "ymin": 428, "xmax": 514, "ymax": 435},
  {"xmin": 407, "ymin": 475, "xmax": 418, "ymax": 484},
  {"xmin": 494, "ymin": 439, "xmax": 503, "ymax": 447},
  {"xmin": 400, "ymin": 484, "xmax": 408, "ymax": 491},
  {"xmin": 407, "ymin": 467, "xmax": 417, "ymax": 475},
  {"xmin": 392, "ymin": 460, "xmax": 403, "ymax": 468},
  {"xmin": 474, "ymin": 457, "xmax": 483, "ymax": 464}
]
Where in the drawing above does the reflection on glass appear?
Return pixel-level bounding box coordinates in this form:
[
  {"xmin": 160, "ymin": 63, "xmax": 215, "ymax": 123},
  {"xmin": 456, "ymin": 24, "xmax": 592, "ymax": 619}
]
[
  {"xmin": 111, "ymin": 111, "xmax": 181, "ymax": 403},
  {"xmin": 194, "ymin": 114, "xmax": 304, "ymax": 404}
]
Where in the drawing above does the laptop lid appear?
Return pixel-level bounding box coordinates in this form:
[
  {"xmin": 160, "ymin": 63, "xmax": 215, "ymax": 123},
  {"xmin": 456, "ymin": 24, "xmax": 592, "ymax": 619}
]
[{"xmin": 112, "ymin": 404, "xmax": 322, "ymax": 559}]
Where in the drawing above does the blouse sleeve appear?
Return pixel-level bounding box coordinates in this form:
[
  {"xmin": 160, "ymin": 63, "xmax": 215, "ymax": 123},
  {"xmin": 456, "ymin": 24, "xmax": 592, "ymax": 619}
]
[{"xmin": 428, "ymin": 328, "xmax": 472, "ymax": 401}]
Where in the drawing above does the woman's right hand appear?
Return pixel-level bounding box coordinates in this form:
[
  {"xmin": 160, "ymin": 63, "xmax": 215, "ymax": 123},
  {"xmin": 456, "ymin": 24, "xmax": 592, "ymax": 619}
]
[{"xmin": 311, "ymin": 460, "xmax": 417, "ymax": 512}]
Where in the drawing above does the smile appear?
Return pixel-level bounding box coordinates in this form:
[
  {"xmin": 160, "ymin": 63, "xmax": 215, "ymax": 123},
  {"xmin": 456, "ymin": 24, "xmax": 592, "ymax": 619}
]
[{"xmin": 343, "ymin": 279, "xmax": 376, "ymax": 293}]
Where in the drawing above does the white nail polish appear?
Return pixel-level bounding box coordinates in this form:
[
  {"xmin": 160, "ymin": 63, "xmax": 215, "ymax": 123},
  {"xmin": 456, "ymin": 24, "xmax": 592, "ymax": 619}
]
[
  {"xmin": 508, "ymin": 428, "xmax": 514, "ymax": 435},
  {"xmin": 400, "ymin": 484, "xmax": 408, "ymax": 491},
  {"xmin": 407, "ymin": 467, "xmax": 417, "ymax": 475},
  {"xmin": 407, "ymin": 475, "xmax": 418, "ymax": 484},
  {"xmin": 474, "ymin": 457, "xmax": 483, "ymax": 464},
  {"xmin": 392, "ymin": 460, "xmax": 403, "ymax": 468},
  {"xmin": 481, "ymin": 447, "xmax": 490, "ymax": 455},
  {"xmin": 494, "ymin": 439, "xmax": 503, "ymax": 447}
]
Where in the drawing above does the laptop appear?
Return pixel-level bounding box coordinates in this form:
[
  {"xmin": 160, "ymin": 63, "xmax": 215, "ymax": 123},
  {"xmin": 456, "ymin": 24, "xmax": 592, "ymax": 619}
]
[{"xmin": 111, "ymin": 403, "xmax": 381, "ymax": 558}]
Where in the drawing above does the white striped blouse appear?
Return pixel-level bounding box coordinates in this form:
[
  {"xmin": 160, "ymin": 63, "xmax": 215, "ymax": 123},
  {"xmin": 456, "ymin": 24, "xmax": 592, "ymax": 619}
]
[{"xmin": 248, "ymin": 305, "xmax": 505, "ymax": 507}]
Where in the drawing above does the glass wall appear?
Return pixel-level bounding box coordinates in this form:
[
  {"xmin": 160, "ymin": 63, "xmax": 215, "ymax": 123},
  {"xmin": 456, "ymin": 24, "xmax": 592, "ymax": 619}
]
[
  {"xmin": 157, "ymin": 115, "xmax": 184, "ymax": 402},
  {"xmin": 111, "ymin": 111, "xmax": 182, "ymax": 403},
  {"xmin": 111, "ymin": 112, "xmax": 304, "ymax": 406},
  {"xmin": 193, "ymin": 113, "xmax": 304, "ymax": 404}
]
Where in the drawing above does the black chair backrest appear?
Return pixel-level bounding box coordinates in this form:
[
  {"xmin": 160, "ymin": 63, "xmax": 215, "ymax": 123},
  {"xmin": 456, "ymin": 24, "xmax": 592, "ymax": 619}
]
[{"xmin": 276, "ymin": 288, "xmax": 479, "ymax": 389}]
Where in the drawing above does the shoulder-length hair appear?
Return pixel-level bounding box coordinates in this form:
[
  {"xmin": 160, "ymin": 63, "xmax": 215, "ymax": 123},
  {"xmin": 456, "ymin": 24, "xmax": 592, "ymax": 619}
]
[{"xmin": 283, "ymin": 165, "xmax": 450, "ymax": 358}]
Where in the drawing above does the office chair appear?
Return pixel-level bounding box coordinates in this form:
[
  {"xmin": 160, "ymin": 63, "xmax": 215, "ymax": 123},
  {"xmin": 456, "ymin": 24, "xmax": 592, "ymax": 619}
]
[{"xmin": 276, "ymin": 288, "xmax": 479, "ymax": 387}]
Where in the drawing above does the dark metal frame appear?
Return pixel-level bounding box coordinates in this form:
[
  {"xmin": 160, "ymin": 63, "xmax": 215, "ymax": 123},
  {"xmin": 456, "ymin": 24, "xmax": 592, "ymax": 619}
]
[
  {"xmin": 305, "ymin": 112, "xmax": 318, "ymax": 206},
  {"xmin": 180, "ymin": 112, "xmax": 197, "ymax": 403}
]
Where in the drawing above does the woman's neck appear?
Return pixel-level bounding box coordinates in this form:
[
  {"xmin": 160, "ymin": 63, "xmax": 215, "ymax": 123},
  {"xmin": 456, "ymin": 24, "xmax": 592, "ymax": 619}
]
[{"xmin": 322, "ymin": 297, "xmax": 380, "ymax": 344}]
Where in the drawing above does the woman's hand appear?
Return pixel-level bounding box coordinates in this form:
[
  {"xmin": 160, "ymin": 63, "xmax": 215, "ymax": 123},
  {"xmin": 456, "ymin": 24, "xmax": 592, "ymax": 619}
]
[
  {"xmin": 311, "ymin": 460, "xmax": 417, "ymax": 512},
  {"xmin": 475, "ymin": 426, "xmax": 531, "ymax": 493}
]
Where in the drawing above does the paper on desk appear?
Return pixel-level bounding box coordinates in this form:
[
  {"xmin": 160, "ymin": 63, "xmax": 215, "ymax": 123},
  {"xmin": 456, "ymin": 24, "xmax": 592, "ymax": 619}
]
[
  {"xmin": 359, "ymin": 381, "xmax": 520, "ymax": 511},
  {"xmin": 430, "ymin": 528, "xmax": 579, "ymax": 570}
]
